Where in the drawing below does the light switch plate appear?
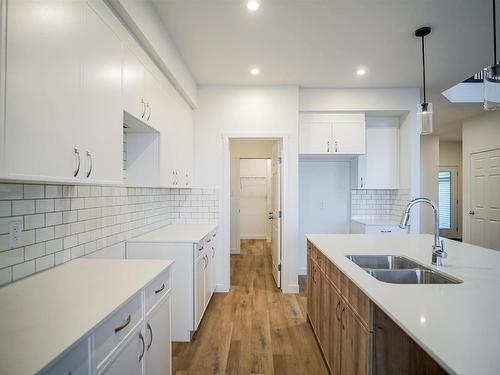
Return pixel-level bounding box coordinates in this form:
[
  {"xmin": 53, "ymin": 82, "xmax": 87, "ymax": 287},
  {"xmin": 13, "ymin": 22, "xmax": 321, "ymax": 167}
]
[{"xmin": 9, "ymin": 221, "xmax": 22, "ymax": 248}]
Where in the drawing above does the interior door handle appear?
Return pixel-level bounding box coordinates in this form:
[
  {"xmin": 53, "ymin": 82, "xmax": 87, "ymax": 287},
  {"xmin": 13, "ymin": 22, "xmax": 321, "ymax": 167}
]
[{"xmin": 469, "ymin": 211, "xmax": 475, "ymax": 215}]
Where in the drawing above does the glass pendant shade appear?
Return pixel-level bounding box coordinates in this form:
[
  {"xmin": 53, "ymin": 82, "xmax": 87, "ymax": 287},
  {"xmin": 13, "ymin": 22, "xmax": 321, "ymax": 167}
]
[
  {"xmin": 484, "ymin": 64, "xmax": 500, "ymax": 110},
  {"xmin": 418, "ymin": 102, "xmax": 433, "ymax": 135}
]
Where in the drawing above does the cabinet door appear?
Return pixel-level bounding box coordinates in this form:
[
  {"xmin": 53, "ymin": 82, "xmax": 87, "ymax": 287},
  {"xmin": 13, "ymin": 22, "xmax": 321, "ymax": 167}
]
[
  {"xmin": 101, "ymin": 331, "xmax": 144, "ymax": 375},
  {"xmin": 299, "ymin": 122, "xmax": 332, "ymax": 154},
  {"xmin": 341, "ymin": 304, "xmax": 370, "ymax": 375},
  {"xmin": 307, "ymin": 253, "xmax": 313, "ymax": 323},
  {"xmin": 359, "ymin": 119, "xmax": 399, "ymax": 189},
  {"xmin": 144, "ymin": 68, "xmax": 163, "ymax": 131},
  {"xmin": 195, "ymin": 254, "xmax": 206, "ymax": 328},
  {"xmin": 332, "ymin": 119, "xmax": 365, "ymax": 154},
  {"xmin": 328, "ymin": 286, "xmax": 342, "ymax": 375},
  {"xmin": 204, "ymin": 253, "xmax": 212, "ymax": 308},
  {"xmin": 310, "ymin": 262, "xmax": 321, "ymax": 334},
  {"xmin": 4, "ymin": 0, "xmax": 84, "ymax": 182},
  {"xmin": 81, "ymin": 3, "xmax": 123, "ymax": 185},
  {"xmin": 123, "ymin": 47, "xmax": 146, "ymax": 121},
  {"xmin": 319, "ymin": 271, "xmax": 331, "ymax": 363},
  {"xmin": 145, "ymin": 298, "xmax": 171, "ymax": 375}
]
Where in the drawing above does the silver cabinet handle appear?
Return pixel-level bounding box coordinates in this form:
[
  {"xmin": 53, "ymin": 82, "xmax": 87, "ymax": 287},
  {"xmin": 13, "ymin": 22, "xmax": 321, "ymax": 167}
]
[
  {"xmin": 146, "ymin": 103, "xmax": 151, "ymax": 121},
  {"xmin": 212, "ymin": 233, "xmax": 216, "ymax": 238},
  {"xmin": 212, "ymin": 247, "xmax": 215, "ymax": 258},
  {"xmin": 334, "ymin": 141, "xmax": 338, "ymax": 153},
  {"xmin": 139, "ymin": 332, "xmax": 145, "ymax": 362},
  {"xmin": 141, "ymin": 99, "xmax": 146, "ymax": 118},
  {"xmin": 73, "ymin": 147, "xmax": 81, "ymax": 177},
  {"xmin": 380, "ymin": 230, "xmax": 392, "ymax": 233},
  {"xmin": 207, "ymin": 238, "xmax": 211, "ymax": 243},
  {"xmin": 86, "ymin": 151, "xmax": 93, "ymax": 178},
  {"xmin": 114, "ymin": 314, "xmax": 131, "ymax": 333},
  {"xmin": 154, "ymin": 283, "xmax": 165, "ymax": 294},
  {"xmin": 360, "ymin": 177, "xmax": 364, "ymax": 188},
  {"xmin": 327, "ymin": 141, "xmax": 330, "ymax": 153},
  {"xmin": 146, "ymin": 323, "xmax": 153, "ymax": 350},
  {"xmin": 204, "ymin": 255, "xmax": 209, "ymax": 269}
]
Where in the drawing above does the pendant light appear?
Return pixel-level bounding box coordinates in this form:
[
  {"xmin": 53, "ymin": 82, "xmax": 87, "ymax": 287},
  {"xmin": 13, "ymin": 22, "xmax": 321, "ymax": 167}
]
[
  {"xmin": 415, "ymin": 26, "xmax": 433, "ymax": 135},
  {"xmin": 484, "ymin": 0, "xmax": 500, "ymax": 110}
]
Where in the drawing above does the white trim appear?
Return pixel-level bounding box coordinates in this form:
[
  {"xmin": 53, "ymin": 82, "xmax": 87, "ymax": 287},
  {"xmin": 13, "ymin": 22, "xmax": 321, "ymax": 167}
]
[
  {"xmin": 240, "ymin": 235, "xmax": 267, "ymax": 240},
  {"xmin": 222, "ymin": 131, "xmax": 294, "ymax": 293}
]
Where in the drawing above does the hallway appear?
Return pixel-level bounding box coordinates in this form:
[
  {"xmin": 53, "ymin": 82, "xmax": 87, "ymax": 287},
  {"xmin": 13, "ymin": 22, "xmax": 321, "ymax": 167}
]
[{"xmin": 172, "ymin": 239, "xmax": 328, "ymax": 374}]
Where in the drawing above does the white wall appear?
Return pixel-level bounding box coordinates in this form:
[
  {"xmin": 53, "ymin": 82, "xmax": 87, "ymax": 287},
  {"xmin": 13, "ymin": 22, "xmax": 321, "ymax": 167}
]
[
  {"xmin": 462, "ymin": 111, "xmax": 500, "ymax": 243},
  {"xmin": 439, "ymin": 141, "xmax": 463, "ymax": 237},
  {"xmin": 299, "ymin": 160, "xmax": 351, "ymax": 274},
  {"xmin": 109, "ymin": 0, "xmax": 197, "ymax": 107},
  {"xmin": 420, "ymin": 136, "xmax": 440, "ymax": 234},
  {"xmin": 193, "ymin": 85, "xmax": 299, "ymax": 293}
]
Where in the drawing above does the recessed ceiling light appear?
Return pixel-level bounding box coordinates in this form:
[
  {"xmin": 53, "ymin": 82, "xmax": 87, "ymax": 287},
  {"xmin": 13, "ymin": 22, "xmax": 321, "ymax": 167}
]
[
  {"xmin": 247, "ymin": 0, "xmax": 260, "ymax": 11},
  {"xmin": 250, "ymin": 66, "xmax": 260, "ymax": 76},
  {"xmin": 356, "ymin": 67, "xmax": 367, "ymax": 76}
]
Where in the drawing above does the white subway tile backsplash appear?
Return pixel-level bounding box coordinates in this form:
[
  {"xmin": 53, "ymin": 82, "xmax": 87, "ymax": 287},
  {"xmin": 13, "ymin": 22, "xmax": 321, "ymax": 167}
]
[
  {"xmin": 24, "ymin": 185, "xmax": 45, "ymax": 199},
  {"xmin": 351, "ymin": 189, "xmax": 410, "ymax": 221},
  {"xmin": 0, "ymin": 184, "xmax": 23, "ymax": 200},
  {"xmin": 0, "ymin": 183, "xmax": 218, "ymax": 284}
]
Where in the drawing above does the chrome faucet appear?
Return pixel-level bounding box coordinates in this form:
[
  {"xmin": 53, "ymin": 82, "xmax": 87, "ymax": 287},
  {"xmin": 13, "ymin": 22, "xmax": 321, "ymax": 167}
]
[{"xmin": 399, "ymin": 198, "xmax": 447, "ymax": 266}]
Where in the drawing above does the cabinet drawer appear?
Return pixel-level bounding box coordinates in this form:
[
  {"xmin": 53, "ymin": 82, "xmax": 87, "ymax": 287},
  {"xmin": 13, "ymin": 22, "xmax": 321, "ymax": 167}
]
[
  {"xmin": 40, "ymin": 338, "xmax": 90, "ymax": 375},
  {"xmin": 94, "ymin": 293, "xmax": 143, "ymax": 369},
  {"xmin": 145, "ymin": 268, "xmax": 171, "ymax": 314},
  {"xmin": 340, "ymin": 272, "xmax": 372, "ymax": 331},
  {"xmin": 327, "ymin": 259, "xmax": 341, "ymax": 290}
]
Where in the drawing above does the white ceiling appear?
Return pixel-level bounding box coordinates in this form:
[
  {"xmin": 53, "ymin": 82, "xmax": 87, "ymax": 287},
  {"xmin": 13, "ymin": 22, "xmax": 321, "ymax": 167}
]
[{"xmin": 154, "ymin": 0, "xmax": 494, "ymax": 139}]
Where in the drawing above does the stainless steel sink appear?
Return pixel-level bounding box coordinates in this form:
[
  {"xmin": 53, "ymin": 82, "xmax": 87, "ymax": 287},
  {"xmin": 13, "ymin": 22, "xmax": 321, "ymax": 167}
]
[
  {"xmin": 345, "ymin": 255, "xmax": 422, "ymax": 270},
  {"xmin": 366, "ymin": 269, "xmax": 461, "ymax": 284},
  {"xmin": 345, "ymin": 254, "xmax": 462, "ymax": 284}
]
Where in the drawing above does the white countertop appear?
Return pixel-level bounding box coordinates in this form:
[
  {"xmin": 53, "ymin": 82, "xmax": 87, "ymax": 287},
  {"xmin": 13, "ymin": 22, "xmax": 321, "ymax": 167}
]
[
  {"xmin": 305, "ymin": 234, "xmax": 500, "ymax": 375},
  {"xmin": 128, "ymin": 223, "xmax": 217, "ymax": 243},
  {"xmin": 351, "ymin": 217, "xmax": 401, "ymax": 226},
  {"xmin": 0, "ymin": 258, "xmax": 173, "ymax": 375}
]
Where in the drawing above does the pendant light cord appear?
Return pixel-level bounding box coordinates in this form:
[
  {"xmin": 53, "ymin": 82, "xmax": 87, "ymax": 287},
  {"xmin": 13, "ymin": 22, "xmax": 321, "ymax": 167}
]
[
  {"xmin": 494, "ymin": 0, "xmax": 497, "ymax": 64},
  {"xmin": 421, "ymin": 35, "xmax": 426, "ymax": 103}
]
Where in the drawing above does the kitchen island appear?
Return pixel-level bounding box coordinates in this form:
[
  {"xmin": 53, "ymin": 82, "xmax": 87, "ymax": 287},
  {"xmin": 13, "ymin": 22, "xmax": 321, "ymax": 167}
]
[{"xmin": 306, "ymin": 234, "xmax": 500, "ymax": 375}]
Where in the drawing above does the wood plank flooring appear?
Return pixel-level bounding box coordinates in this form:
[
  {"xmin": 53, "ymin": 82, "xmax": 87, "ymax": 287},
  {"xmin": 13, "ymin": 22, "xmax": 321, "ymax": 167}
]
[{"xmin": 172, "ymin": 239, "xmax": 329, "ymax": 375}]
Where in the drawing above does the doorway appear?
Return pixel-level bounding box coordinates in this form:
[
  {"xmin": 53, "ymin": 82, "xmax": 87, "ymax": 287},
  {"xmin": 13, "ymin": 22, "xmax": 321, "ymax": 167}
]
[
  {"xmin": 469, "ymin": 148, "xmax": 500, "ymax": 250},
  {"xmin": 438, "ymin": 166, "xmax": 459, "ymax": 239},
  {"xmin": 229, "ymin": 139, "xmax": 282, "ymax": 288}
]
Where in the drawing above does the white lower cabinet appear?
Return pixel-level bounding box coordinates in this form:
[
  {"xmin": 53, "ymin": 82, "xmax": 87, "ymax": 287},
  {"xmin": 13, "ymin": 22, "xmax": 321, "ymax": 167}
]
[
  {"xmin": 145, "ymin": 298, "xmax": 172, "ymax": 375},
  {"xmin": 351, "ymin": 220, "xmax": 409, "ymax": 234},
  {"xmin": 100, "ymin": 331, "xmax": 144, "ymax": 375},
  {"xmin": 40, "ymin": 338, "xmax": 90, "ymax": 375},
  {"xmin": 127, "ymin": 226, "xmax": 218, "ymax": 342}
]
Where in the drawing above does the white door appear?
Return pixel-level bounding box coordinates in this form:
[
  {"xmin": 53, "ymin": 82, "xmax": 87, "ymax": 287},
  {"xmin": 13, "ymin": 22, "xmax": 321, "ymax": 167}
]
[
  {"xmin": 470, "ymin": 149, "xmax": 500, "ymax": 250},
  {"xmin": 299, "ymin": 122, "xmax": 332, "ymax": 154},
  {"xmin": 332, "ymin": 120, "xmax": 366, "ymax": 154},
  {"xmin": 439, "ymin": 166, "xmax": 459, "ymax": 239},
  {"xmin": 271, "ymin": 142, "xmax": 282, "ymax": 288},
  {"xmin": 194, "ymin": 254, "xmax": 205, "ymax": 328},
  {"xmin": 4, "ymin": 0, "xmax": 84, "ymax": 182},
  {"xmin": 101, "ymin": 331, "xmax": 143, "ymax": 375},
  {"xmin": 81, "ymin": 3, "xmax": 123, "ymax": 184},
  {"xmin": 145, "ymin": 299, "xmax": 171, "ymax": 375}
]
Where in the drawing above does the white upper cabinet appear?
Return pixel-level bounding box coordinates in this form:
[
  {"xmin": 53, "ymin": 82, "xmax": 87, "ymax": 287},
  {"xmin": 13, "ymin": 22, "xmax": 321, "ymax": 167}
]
[
  {"xmin": 353, "ymin": 117, "xmax": 400, "ymax": 189},
  {"xmin": 123, "ymin": 47, "xmax": 147, "ymax": 122},
  {"xmin": 299, "ymin": 113, "xmax": 366, "ymax": 155},
  {"xmin": 4, "ymin": 0, "xmax": 85, "ymax": 183},
  {"xmin": 81, "ymin": 3, "xmax": 123, "ymax": 184}
]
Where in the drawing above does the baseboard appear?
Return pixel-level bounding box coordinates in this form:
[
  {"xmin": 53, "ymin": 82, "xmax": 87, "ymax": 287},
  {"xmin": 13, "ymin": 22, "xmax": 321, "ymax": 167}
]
[
  {"xmin": 240, "ymin": 235, "xmax": 267, "ymax": 240},
  {"xmin": 298, "ymin": 267, "xmax": 307, "ymax": 276},
  {"xmin": 230, "ymin": 248, "xmax": 240, "ymax": 254},
  {"xmin": 215, "ymin": 283, "xmax": 229, "ymax": 293},
  {"xmin": 283, "ymin": 283, "xmax": 300, "ymax": 294}
]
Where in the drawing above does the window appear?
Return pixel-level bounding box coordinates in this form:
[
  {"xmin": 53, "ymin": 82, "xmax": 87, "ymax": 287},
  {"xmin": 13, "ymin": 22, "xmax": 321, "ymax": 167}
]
[{"xmin": 438, "ymin": 171, "xmax": 452, "ymax": 229}]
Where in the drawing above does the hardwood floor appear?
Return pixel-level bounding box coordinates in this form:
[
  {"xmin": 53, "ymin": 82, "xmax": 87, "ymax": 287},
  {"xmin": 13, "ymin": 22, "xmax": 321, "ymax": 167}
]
[{"xmin": 172, "ymin": 239, "xmax": 329, "ymax": 374}]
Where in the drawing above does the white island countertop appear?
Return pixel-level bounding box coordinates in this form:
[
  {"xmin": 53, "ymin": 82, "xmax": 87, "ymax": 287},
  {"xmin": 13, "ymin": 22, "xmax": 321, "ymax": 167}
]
[
  {"xmin": 0, "ymin": 258, "xmax": 173, "ymax": 375},
  {"xmin": 306, "ymin": 234, "xmax": 500, "ymax": 375},
  {"xmin": 128, "ymin": 223, "xmax": 217, "ymax": 243}
]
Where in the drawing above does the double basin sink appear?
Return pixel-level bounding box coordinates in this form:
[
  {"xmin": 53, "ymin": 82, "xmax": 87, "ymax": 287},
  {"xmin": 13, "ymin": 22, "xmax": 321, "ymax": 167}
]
[{"xmin": 346, "ymin": 255, "xmax": 462, "ymax": 284}]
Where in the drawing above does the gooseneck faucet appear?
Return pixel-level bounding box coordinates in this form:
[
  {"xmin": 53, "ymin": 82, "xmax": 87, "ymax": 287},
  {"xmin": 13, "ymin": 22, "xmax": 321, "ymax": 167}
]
[{"xmin": 399, "ymin": 198, "xmax": 447, "ymax": 266}]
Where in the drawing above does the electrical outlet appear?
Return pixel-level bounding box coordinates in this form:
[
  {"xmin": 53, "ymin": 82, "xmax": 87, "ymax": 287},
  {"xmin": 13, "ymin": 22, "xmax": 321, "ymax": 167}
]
[{"xmin": 9, "ymin": 221, "xmax": 22, "ymax": 248}]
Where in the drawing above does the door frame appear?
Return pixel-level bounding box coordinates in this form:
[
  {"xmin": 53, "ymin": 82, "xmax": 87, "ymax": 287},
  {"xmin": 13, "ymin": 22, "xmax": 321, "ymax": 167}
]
[{"xmin": 222, "ymin": 132, "xmax": 289, "ymax": 292}]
